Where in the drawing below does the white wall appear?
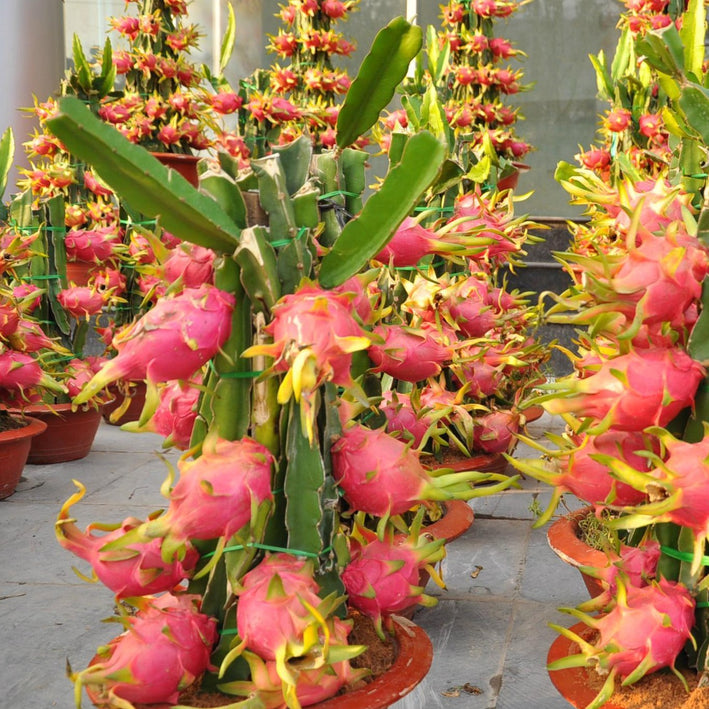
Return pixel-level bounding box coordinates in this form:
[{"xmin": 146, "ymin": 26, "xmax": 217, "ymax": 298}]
[{"xmin": 0, "ymin": 0, "xmax": 65, "ymax": 196}]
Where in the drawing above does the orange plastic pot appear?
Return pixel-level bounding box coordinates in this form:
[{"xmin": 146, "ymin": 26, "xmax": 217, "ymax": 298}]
[
  {"xmin": 547, "ymin": 508, "xmax": 614, "ymax": 599},
  {"xmin": 547, "ymin": 622, "xmax": 625, "ymax": 709},
  {"xmin": 102, "ymin": 381, "xmax": 147, "ymax": 425},
  {"xmin": 65, "ymin": 259, "xmax": 99, "ymax": 286},
  {"xmin": 0, "ymin": 416, "xmax": 48, "ymax": 498}
]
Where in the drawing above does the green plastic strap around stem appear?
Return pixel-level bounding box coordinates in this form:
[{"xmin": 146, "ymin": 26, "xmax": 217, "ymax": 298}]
[
  {"xmin": 414, "ymin": 206, "xmax": 455, "ymax": 214},
  {"xmin": 204, "ymin": 541, "xmax": 332, "ymax": 559},
  {"xmin": 119, "ymin": 218, "xmax": 158, "ymax": 226},
  {"xmin": 9, "ymin": 224, "xmax": 66, "ymax": 233},
  {"xmin": 20, "ymin": 274, "xmax": 61, "ymax": 280},
  {"xmin": 687, "ymin": 173, "xmax": 709, "ymax": 179},
  {"xmin": 697, "ymin": 602, "xmax": 709, "ymax": 608},
  {"xmin": 395, "ymin": 259, "xmax": 446, "ymax": 271},
  {"xmin": 269, "ymin": 226, "xmax": 308, "ymax": 248},
  {"xmin": 318, "ymin": 190, "xmax": 360, "ymax": 200},
  {"xmin": 660, "ymin": 545, "xmax": 709, "ymax": 567}
]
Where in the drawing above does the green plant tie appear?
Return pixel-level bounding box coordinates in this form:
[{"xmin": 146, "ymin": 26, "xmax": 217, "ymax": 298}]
[
  {"xmin": 414, "ymin": 206, "xmax": 455, "ymax": 214},
  {"xmin": 269, "ymin": 226, "xmax": 308, "ymax": 248},
  {"xmin": 119, "ymin": 218, "xmax": 158, "ymax": 226},
  {"xmin": 687, "ymin": 173, "xmax": 709, "ymax": 179},
  {"xmin": 20, "ymin": 274, "xmax": 61, "ymax": 280},
  {"xmin": 9, "ymin": 223, "xmax": 66, "ymax": 233},
  {"xmin": 318, "ymin": 190, "xmax": 359, "ymax": 200},
  {"xmin": 395, "ymin": 259, "xmax": 446, "ymax": 271},
  {"xmin": 205, "ymin": 542, "xmax": 332, "ymax": 559},
  {"xmin": 660, "ymin": 545, "xmax": 709, "ymax": 567}
]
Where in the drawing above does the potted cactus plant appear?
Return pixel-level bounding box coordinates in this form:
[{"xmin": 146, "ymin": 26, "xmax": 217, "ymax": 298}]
[
  {"xmin": 46, "ymin": 17, "xmax": 517, "ymax": 709},
  {"xmin": 509, "ymin": 2, "xmax": 709, "ymax": 706}
]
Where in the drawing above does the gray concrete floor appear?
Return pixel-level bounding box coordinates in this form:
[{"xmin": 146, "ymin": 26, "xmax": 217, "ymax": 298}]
[{"xmin": 0, "ymin": 414, "xmax": 587, "ymax": 709}]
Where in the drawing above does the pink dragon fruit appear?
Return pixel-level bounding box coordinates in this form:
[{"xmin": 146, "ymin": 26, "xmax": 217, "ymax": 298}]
[
  {"xmin": 222, "ymin": 614, "xmax": 365, "ymax": 708},
  {"xmin": 235, "ymin": 553, "xmax": 325, "ymax": 662},
  {"xmin": 72, "ymin": 284, "xmax": 235, "ymax": 404},
  {"xmin": 472, "ymin": 408, "xmax": 521, "ymax": 454},
  {"xmin": 143, "ymin": 377, "xmax": 201, "ymax": 449},
  {"xmin": 56, "ymin": 480, "xmax": 199, "ymax": 598},
  {"xmin": 440, "ymin": 275, "xmax": 498, "ymax": 337},
  {"xmin": 7, "ymin": 318, "xmax": 59, "ymax": 353},
  {"xmin": 543, "ymin": 347, "xmax": 704, "ymax": 432},
  {"xmin": 590, "ymin": 541, "xmax": 662, "ymax": 606},
  {"xmin": 451, "ymin": 344, "xmax": 504, "ymax": 398},
  {"xmin": 64, "ymin": 226, "xmax": 123, "ymax": 264},
  {"xmin": 242, "ymin": 282, "xmax": 370, "ymax": 402},
  {"xmin": 0, "ymin": 350, "xmax": 64, "ymax": 404},
  {"xmin": 56, "ymin": 286, "xmax": 106, "ymax": 318},
  {"xmin": 331, "ymin": 423, "xmax": 515, "ymax": 516},
  {"xmin": 0, "ymin": 300, "xmax": 20, "ymax": 337},
  {"xmin": 140, "ymin": 437, "xmax": 273, "ymax": 561},
  {"xmin": 161, "ymin": 243, "xmax": 216, "ymax": 288},
  {"xmin": 368, "ymin": 323, "xmax": 453, "ymax": 382},
  {"xmin": 342, "ymin": 524, "xmax": 445, "ymax": 633},
  {"xmin": 373, "ymin": 217, "xmax": 438, "ymax": 267},
  {"xmin": 379, "ymin": 390, "xmax": 435, "ymax": 447},
  {"xmin": 64, "ymin": 357, "xmax": 108, "ymax": 399},
  {"xmin": 71, "ymin": 593, "xmax": 217, "ymax": 705},
  {"xmin": 552, "ymin": 579, "xmax": 695, "ymax": 703},
  {"xmin": 93, "ymin": 268, "xmax": 127, "ymax": 297}
]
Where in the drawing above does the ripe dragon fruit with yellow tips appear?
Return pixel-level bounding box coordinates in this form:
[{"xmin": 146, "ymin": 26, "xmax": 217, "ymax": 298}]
[
  {"xmin": 220, "ymin": 615, "xmax": 366, "ymax": 709},
  {"xmin": 342, "ymin": 523, "xmax": 445, "ymax": 634},
  {"xmin": 242, "ymin": 282, "xmax": 370, "ymax": 404},
  {"xmin": 331, "ymin": 423, "xmax": 517, "ymax": 516},
  {"xmin": 0, "ymin": 350, "xmax": 65, "ymax": 406},
  {"xmin": 138, "ymin": 437, "xmax": 274, "ymax": 561},
  {"xmin": 542, "ymin": 347, "xmax": 704, "ymax": 433},
  {"xmin": 550, "ymin": 579, "xmax": 695, "ymax": 709},
  {"xmin": 72, "ymin": 284, "xmax": 235, "ymax": 405},
  {"xmin": 55, "ymin": 480, "xmax": 199, "ymax": 598},
  {"xmin": 57, "ymin": 286, "xmax": 106, "ymax": 318},
  {"xmin": 70, "ymin": 593, "xmax": 217, "ymax": 707}
]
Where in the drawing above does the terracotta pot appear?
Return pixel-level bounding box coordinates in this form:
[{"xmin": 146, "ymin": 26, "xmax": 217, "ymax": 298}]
[
  {"xmin": 424, "ymin": 450, "xmax": 509, "ymax": 477},
  {"xmin": 523, "ymin": 404, "xmax": 545, "ymax": 423},
  {"xmin": 547, "ymin": 622, "xmax": 625, "ymax": 709},
  {"xmin": 0, "ymin": 416, "xmax": 48, "ymax": 499},
  {"xmin": 102, "ymin": 381, "xmax": 147, "ymax": 425},
  {"xmin": 86, "ymin": 616, "xmax": 432, "ymax": 709},
  {"xmin": 496, "ymin": 161, "xmax": 530, "ymax": 192},
  {"xmin": 15, "ymin": 403, "xmax": 103, "ymax": 464},
  {"xmin": 151, "ymin": 152, "xmax": 200, "ymax": 188},
  {"xmin": 424, "ymin": 499, "xmax": 475, "ymax": 544},
  {"xmin": 65, "ymin": 260, "xmax": 99, "ymax": 286},
  {"xmin": 547, "ymin": 507, "xmax": 614, "ymax": 598}
]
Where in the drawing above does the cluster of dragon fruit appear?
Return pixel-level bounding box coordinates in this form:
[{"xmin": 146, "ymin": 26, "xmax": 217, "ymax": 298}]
[{"xmin": 510, "ymin": 1, "xmax": 709, "ymax": 704}]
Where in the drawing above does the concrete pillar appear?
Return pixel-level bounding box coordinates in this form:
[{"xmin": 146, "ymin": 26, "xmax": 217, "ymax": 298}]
[{"xmin": 0, "ymin": 0, "xmax": 65, "ymax": 196}]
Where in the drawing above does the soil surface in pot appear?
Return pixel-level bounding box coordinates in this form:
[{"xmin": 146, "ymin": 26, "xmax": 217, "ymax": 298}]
[
  {"xmin": 157, "ymin": 611, "xmax": 396, "ymax": 707},
  {"xmin": 0, "ymin": 412, "xmax": 25, "ymax": 432}
]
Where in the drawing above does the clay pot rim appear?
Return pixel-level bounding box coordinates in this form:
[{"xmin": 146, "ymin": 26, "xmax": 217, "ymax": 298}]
[
  {"xmin": 9, "ymin": 402, "xmax": 102, "ymax": 416},
  {"xmin": 86, "ymin": 616, "xmax": 432, "ymax": 709},
  {"xmin": 0, "ymin": 415, "xmax": 48, "ymax": 443},
  {"xmin": 424, "ymin": 499, "xmax": 474, "ymax": 544},
  {"xmin": 547, "ymin": 621, "xmax": 625, "ymax": 709},
  {"xmin": 547, "ymin": 507, "xmax": 614, "ymax": 570}
]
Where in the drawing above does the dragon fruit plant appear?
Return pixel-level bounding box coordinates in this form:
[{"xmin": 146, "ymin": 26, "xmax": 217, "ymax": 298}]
[
  {"xmin": 510, "ymin": 4, "xmax": 709, "ymax": 705},
  {"xmin": 574, "ymin": 0, "xmax": 681, "ymax": 186},
  {"xmin": 232, "ymin": 0, "xmax": 360, "ymax": 156},
  {"xmin": 47, "ymin": 17, "xmax": 518, "ymax": 708},
  {"xmin": 375, "ymin": 0, "xmax": 532, "ymax": 203}
]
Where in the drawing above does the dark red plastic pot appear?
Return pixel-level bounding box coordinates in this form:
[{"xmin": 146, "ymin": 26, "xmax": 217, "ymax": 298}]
[
  {"xmin": 102, "ymin": 381, "xmax": 147, "ymax": 425},
  {"xmin": 151, "ymin": 152, "xmax": 200, "ymax": 187},
  {"xmin": 0, "ymin": 416, "xmax": 47, "ymax": 498},
  {"xmin": 16, "ymin": 403, "xmax": 103, "ymax": 464}
]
